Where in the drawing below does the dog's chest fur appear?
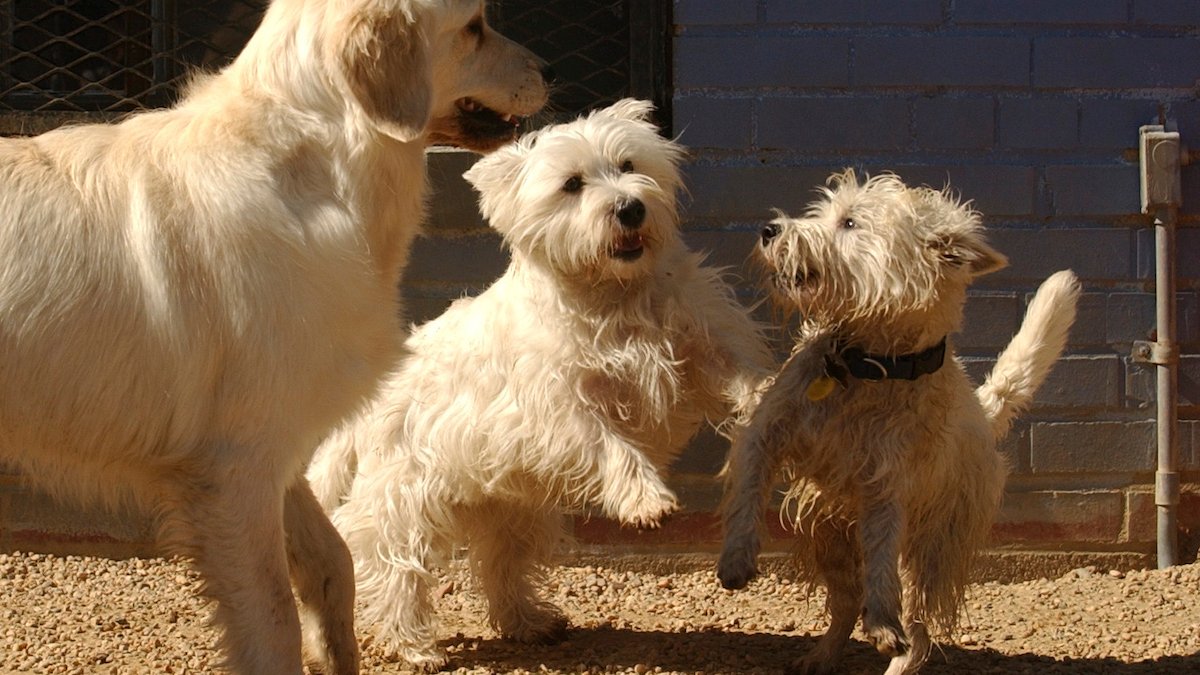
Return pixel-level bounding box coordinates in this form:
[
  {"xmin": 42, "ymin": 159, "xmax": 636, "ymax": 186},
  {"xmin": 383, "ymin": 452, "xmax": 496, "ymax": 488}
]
[
  {"xmin": 788, "ymin": 356, "xmax": 995, "ymax": 504},
  {"xmin": 576, "ymin": 314, "xmax": 709, "ymax": 461}
]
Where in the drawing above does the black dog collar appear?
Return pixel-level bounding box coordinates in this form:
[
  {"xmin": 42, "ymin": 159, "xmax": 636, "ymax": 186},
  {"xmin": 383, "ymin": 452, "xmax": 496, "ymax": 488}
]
[{"xmin": 835, "ymin": 338, "xmax": 947, "ymax": 382}]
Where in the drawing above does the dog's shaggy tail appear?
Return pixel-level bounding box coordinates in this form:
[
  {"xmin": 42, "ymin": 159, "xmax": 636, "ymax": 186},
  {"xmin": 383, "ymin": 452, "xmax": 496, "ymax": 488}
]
[
  {"xmin": 306, "ymin": 425, "xmax": 360, "ymax": 513},
  {"xmin": 976, "ymin": 269, "xmax": 1080, "ymax": 440}
]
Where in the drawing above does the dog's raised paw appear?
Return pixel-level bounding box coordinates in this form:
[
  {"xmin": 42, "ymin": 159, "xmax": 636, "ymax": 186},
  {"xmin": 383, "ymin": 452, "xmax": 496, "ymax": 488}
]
[{"xmin": 618, "ymin": 489, "xmax": 678, "ymax": 529}]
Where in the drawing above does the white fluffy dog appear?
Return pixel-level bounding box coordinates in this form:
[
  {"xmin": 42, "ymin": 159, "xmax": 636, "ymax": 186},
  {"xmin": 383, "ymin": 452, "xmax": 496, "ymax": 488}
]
[
  {"xmin": 307, "ymin": 99, "xmax": 773, "ymax": 670},
  {"xmin": 0, "ymin": 1, "xmax": 548, "ymax": 673},
  {"xmin": 717, "ymin": 171, "xmax": 1080, "ymax": 675}
]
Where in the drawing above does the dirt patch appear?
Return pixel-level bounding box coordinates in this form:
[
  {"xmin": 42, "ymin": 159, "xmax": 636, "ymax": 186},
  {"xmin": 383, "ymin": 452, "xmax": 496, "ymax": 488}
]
[{"xmin": 2, "ymin": 551, "xmax": 1199, "ymax": 674}]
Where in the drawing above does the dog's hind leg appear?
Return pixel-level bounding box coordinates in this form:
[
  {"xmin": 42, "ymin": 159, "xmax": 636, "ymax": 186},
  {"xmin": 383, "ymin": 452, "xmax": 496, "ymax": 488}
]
[
  {"xmin": 884, "ymin": 568, "xmax": 932, "ymax": 675},
  {"xmin": 334, "ymin": 475, "xmax": 447, "ymax": 672},
  {"xmin": 789, "ymin": 516, "xmax": 861, "ymax": 675},
  {"xmin": 159, "ymin": 466, "xmax": 303, "ymax": 674},
  {"xmin": 885, "ymin": 553, "xmax": 944, "ymax": 675},
  {"xmin": 284, "ymin": 478, "xmax": 359, "ymax": 675},
  {"xmin": 887, "ymin": 482, "xmax": 995, "ymax": 674},
  {"xmin": 466, "ymin": 502, "xmax": 568, "ymax": 645},
  {"xmin": 859, "ymin": 495, "xmax": 909, "ymax": 659}
]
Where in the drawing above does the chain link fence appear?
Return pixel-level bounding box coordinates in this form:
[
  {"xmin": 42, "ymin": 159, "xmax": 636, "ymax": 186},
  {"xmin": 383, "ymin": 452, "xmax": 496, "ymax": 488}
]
[
  {"xmin": 0, "ymin": 0, "xmax": 669, "ymax": 132},
  {"xmin": 0, "ymin": 0, "xmax": 263, "ymax": 113}
]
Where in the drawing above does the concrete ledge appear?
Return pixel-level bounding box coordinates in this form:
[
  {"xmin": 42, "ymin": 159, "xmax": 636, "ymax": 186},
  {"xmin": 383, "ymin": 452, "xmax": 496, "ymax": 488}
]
[
  {"xmin": 2, "ymin": 500, "xmax": 1170, "ymax": 584},
  {"xmin": 561, "ymin": 549, "xmax": 1159, "ymax": 585}
]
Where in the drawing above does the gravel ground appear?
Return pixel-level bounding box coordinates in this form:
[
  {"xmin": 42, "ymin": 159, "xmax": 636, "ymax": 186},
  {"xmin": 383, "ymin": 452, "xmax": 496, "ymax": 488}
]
[{"xmin": 2, "ymin": 551, "xmax": 1200, "ymax": 674}]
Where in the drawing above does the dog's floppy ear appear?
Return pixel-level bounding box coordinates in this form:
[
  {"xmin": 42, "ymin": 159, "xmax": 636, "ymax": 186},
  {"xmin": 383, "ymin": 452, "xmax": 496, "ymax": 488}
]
[
  {"xmin": 927, "ymin": 224, "xmax": 1009, "ymax": 277},
  {"xmin": 919, "ymin": 188, "xmax": 1008, "ymax": 277},
  {"xmin": 935, "ymin": 232, "xmax": 1009, "ymax": 277},
  {"xmin": 336, "ymin": 9, "xmax": 431, "ymax": 141},
  {"xmin": 463, "ymin": 141, "xmax": 530, "ymax": 220}
]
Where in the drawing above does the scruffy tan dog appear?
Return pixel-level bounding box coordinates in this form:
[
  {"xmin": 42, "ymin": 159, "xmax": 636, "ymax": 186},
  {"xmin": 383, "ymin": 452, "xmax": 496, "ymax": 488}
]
[
  {"xmin": 717, "ymin": 171, "xmax": 1079, "ymax": 675},
  {"xmin": 307, "ymin": 100, "xmax": 773, "ymax": 670}
]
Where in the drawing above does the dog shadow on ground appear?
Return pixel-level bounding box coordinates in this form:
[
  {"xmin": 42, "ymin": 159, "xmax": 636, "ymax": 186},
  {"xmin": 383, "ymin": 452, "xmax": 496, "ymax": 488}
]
[{"xmin": 439, "ymin": 626, "xmax": 1200, "ymax": 674}]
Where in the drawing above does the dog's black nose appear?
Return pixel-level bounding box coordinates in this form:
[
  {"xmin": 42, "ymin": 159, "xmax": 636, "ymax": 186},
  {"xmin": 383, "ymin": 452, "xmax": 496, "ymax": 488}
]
[
  {"xmin": 540, "ymin": 63, "xmax": 557, "ymax": 85},
  {"xmin": 616, "ymin": 198, "xmax": 645, "ymax": 229},
  {"xmin": 761, "ymin": 222, "xmax": 780, "ymax": 245}
]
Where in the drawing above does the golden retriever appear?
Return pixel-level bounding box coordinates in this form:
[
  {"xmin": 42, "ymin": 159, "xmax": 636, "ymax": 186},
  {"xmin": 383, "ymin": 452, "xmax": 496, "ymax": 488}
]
[{"xmin": 0, "ymin": 0, "xmax": 548, "ymax": 673}]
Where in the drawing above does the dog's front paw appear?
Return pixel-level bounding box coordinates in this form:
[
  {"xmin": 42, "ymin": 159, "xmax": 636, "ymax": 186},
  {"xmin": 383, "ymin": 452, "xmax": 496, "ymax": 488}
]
[
  {"xmin": 409, "ymin": 652, "xmax": 449, "ymax": 674},
  {"xmin": 618, "ymin": 488, "xmax": 678, "ymax": 529},
  {"xmin": 386, "ymin": 644, "xmax": 448, "ymax": 673},
  {"xmin": 716, "ymin": 541, "xmax": 759, "ymax": 590}
]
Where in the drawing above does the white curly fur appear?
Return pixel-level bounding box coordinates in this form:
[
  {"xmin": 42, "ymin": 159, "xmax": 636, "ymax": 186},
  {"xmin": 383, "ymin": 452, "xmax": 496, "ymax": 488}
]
[
  {"xmin": 306, "ymin": 100, "xmax": 774, "ymax": 670},
  {"xmin": 717, "ymin": 171, "xmax": 1079, "ymax": 675}
]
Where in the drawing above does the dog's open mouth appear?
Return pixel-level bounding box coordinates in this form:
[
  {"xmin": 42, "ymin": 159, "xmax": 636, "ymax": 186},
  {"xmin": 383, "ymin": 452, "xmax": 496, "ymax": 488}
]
[
  {"xmin": 455, "ymin": 97, "xmax": 523, "ymax": 144},
  {"xmin": 457, "ymin": 97, "xmax": 522, "ymax": 128},
  {"xmin": 774, "ymin": 266, "xmax": 818, "ymax": 292},
  {"xmin": 611, "ymin": 233, "xmax": 645, "ymax": 261},
  {"xmin": 428, "ymin": 98, "xmax": 527, "ymax": 152}
]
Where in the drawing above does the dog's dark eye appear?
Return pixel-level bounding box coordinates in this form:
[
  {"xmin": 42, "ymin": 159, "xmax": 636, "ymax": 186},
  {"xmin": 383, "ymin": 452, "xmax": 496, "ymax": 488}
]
[
  {"xmin": 841, "ymin": 218, "xmax": 857, "ymax": 230},
  {"xmin": 562, "ymin": 175, "xmax": 584, "ymax": 193},
  {"xmin": 465, "ymin": 17, "xmax": 484, "ymax": 39},
  {"xmin": 620, "ymin": 159, "xmax": 635, "ymax": 173}
]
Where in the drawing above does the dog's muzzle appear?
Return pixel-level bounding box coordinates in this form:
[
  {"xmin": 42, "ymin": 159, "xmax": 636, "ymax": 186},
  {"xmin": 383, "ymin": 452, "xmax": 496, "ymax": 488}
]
[{"xmin": 610, "ymin": 198, "xmax": 647, "ymax": 261}]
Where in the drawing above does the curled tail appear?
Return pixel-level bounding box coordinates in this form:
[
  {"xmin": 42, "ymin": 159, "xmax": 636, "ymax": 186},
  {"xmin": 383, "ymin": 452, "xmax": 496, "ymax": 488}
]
[
  {"xmin": 976, "ymin": 269, "xmax": 1081, "ymax": 440},
  {"xmin": 306, "ymin": 423, "xmax": 361, "ymax": 513}
]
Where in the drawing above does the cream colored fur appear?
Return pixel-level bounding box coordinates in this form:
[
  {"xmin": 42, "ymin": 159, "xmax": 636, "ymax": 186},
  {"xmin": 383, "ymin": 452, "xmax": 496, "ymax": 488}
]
[
  {"xmin": 0, "ymin": 1, "xmax": 547, "ymax": 673},
  {"xmin": 306, "ymin": 100, "xmax": 774, "ymax": 670},
  {"xmin": 717, "ymin": 171, "xmax": 1080, "ymax": 675}
]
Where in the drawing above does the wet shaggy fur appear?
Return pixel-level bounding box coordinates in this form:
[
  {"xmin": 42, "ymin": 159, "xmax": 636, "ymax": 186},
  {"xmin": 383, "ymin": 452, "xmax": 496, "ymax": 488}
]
[
  {"xmin": 0, "ymin": 1, "xmax": 548, "ymax": 673},
  {"xmin": 307, "ymin": 100, "xmax": 774, "ymax": 670},
  {"xmin": 717, "ymin": 171, "xmax": 1080, "ymax": 675}
]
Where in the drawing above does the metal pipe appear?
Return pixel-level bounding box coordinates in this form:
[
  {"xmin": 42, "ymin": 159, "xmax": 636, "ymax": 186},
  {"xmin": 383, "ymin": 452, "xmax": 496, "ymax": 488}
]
[
  {"xmin": 1138, "ymin": 124, "xmax": 1183, "ymax": 568},
  {"xmin": 1154, "ymin": 203, "xmax": 1179, "ymax": 569}
]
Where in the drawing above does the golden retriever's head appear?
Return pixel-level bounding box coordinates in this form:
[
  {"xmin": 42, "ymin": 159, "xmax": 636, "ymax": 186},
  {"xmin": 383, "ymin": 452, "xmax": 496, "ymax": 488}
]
[{"xmin": 328, "ymin": 0, "xmax": 551, "ymax": 151}]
